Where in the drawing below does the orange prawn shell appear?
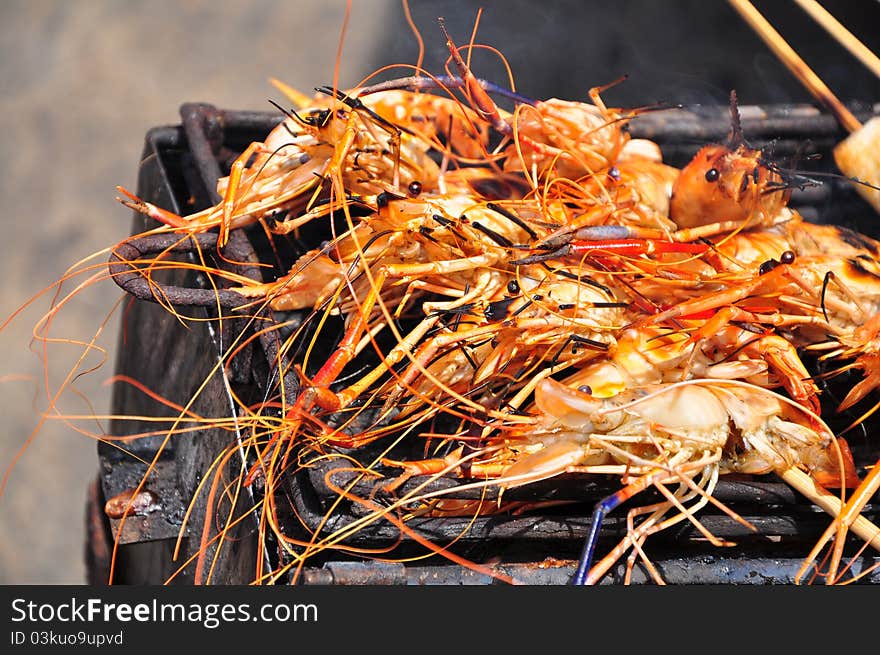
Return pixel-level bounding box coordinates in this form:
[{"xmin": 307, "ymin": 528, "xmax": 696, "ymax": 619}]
[
  {"xmin": 669, "ymin": 144, "xmax": 790, "ymax": 229},
  {"xmin": 503, "ymin": 98, "xmax": 628, "ymax": 180},
  {"xmin": 362, "ymin": 89, "xmax": 490, "ymax": 160}
]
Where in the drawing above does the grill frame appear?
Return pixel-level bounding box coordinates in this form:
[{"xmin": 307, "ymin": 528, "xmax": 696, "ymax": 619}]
[{"xmin": 92, "ymin": 100, "xmax": 880, "ymax": 585}]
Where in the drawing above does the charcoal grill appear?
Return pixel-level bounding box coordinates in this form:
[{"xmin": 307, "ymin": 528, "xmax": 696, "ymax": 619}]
[{"xmin": 86, "ymin": 99, "xmax": 880, "ymax": 585}]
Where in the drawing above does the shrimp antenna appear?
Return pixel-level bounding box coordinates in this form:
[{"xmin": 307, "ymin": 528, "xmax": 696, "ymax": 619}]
[
  {"xmin": 267, "ymin": 98, "xmax": 319, "ymax": 130},
  {"xmin": 726, "ymin": 90, "xmax": 745, "ymax": 149},
  {"xmin": 764, "ymin": 160, "xmax": 880, "ymax": 195}
]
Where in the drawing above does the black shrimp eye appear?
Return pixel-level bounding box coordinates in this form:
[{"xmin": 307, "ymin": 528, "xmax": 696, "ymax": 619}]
[
  {"xmin": 705, "ymin": 168, "xmax": 720, "ymax": 182},
  {"xmin": 376, "ymin": 192, "xmax": 391, "ymax": 209},
  {"xmin": 780, "ymin": 250, "xmax": 796, "ymax": 264},
  {"xmin": 759, "ymin": 258, "xmax": 780, "ymax": 275},
  {"xmin": 407, "ymin": 180, "xmax": 423, "ymax": 197},
  {"xmin": 506, "ymin": 280, "xmax": 520, "ymax": 294}
]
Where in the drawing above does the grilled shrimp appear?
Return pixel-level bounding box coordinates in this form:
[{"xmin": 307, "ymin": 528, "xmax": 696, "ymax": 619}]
[
  {"xmin": 385, "ymin": 377, "xmax": 866, "ymax": 584},
  {"xmin": 669, "ymin": 91, "xmax": 791, "ymax": 230}
]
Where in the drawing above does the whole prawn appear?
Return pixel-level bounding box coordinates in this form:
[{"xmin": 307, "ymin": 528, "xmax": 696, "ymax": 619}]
[
  {"xmin": 669, "ymin": 91, "xmax": 793, "ymax": 230},
  {"xmin": 117, "ymin": 83, "xmax": 490, "ymax": 244},
  {"xmin": 231, "ymin": 189, "xmax": 630, "ymax": 429},
  {"xmin": 383, "ymin": 376, "xmax": 871, "ymax": 584}
]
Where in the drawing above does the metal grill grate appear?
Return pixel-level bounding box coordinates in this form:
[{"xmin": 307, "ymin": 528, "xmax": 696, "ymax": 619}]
[{"xmin": 90, "ymin": 101, "xmax": 880, "ymax": 585}]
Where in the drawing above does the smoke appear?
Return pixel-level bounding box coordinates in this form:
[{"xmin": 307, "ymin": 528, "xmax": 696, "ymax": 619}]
[{"xmin": 370, "ymin": 0, "xmax": 880, "ymax": 110}]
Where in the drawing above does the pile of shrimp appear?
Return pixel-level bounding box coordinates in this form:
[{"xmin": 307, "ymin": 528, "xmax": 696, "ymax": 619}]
[{"xmin": 34, "ymin": 19, "xmax": 880, "ymax": 585}]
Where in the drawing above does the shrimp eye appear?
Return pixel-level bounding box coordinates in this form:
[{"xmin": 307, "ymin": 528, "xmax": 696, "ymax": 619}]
[
  {"xmin": 705, "ymin": 168, "xmax": 720, "ymax": 182},
  {"xmin": 759, "ymin": 258, "xmax": 780, "ymax": 275},
  {"xmin": 308, "ymin": 108, "xmax": 331, "ymax": 126}
]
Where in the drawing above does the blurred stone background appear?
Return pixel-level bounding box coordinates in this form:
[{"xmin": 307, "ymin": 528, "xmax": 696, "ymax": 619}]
[{"xmin": 1, "ymin": 0, "xmax": 878, "ymax": 584}]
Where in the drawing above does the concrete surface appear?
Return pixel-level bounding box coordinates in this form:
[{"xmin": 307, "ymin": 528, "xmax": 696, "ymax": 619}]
[
  {"xmin": 0, "ymin": 0, "xmax": 395, "ymax": 585},
  {"xmin": 1, "ymin": 0, "xmax": 878, "ymax": 585}
]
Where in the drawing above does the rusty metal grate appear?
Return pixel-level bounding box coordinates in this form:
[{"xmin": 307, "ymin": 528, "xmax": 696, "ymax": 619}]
[{"xmin": 90, "ymin": 100, "xmax": 880, "ymax": 585}]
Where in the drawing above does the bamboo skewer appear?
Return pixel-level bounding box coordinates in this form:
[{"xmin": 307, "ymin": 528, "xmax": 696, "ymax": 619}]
[
  {"xmin": 727, "ymin": 0, "xmax": 880, "ymax": 213},
  {"xmin": 781, "ymin": 469, "xmax": 880, "ymax": 553},
  {"xmin": 729, "ymin": 0, "xmax": 880, "ymax": 581},
  {"xmin": 727, "ymin": 0, "xmax": 861, "ymax": 133},
  {"xmin": 793, "ymin": 0, "xmax": 880, "ymax": 81}
]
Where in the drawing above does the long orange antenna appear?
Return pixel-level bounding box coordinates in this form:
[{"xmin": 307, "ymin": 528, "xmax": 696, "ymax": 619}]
[
  {"xmin": 331, "ymin": 0, "xmax": 353, "ymax": 98},
  {"xmin": 402, "ymin": 0, "xmax": 425, "ymax": 74}
]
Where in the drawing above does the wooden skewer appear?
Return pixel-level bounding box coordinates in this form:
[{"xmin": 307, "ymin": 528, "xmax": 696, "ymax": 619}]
[
  {"xmin": 726, "ymin": 0, "xmax": 862, "ymax": 133},
  {"xmin": 793, "ymin": 0, "xmax": 880, "ymax": 82},
  {"xmin": 781, "ymin": 468, "xmax": 880, "ymax": 556},
  {"xmin": 730, "ymin": 0, "xmax": 880, "ymax": 218},
  {"xmin": 729, "ymin": 2, "xmax": 880, "ymax": 557}
]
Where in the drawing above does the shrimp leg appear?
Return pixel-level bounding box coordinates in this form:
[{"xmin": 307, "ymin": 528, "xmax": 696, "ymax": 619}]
[{"xmin": 572, "ymin": 470, "xmax": 670, "ymax": 585}]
